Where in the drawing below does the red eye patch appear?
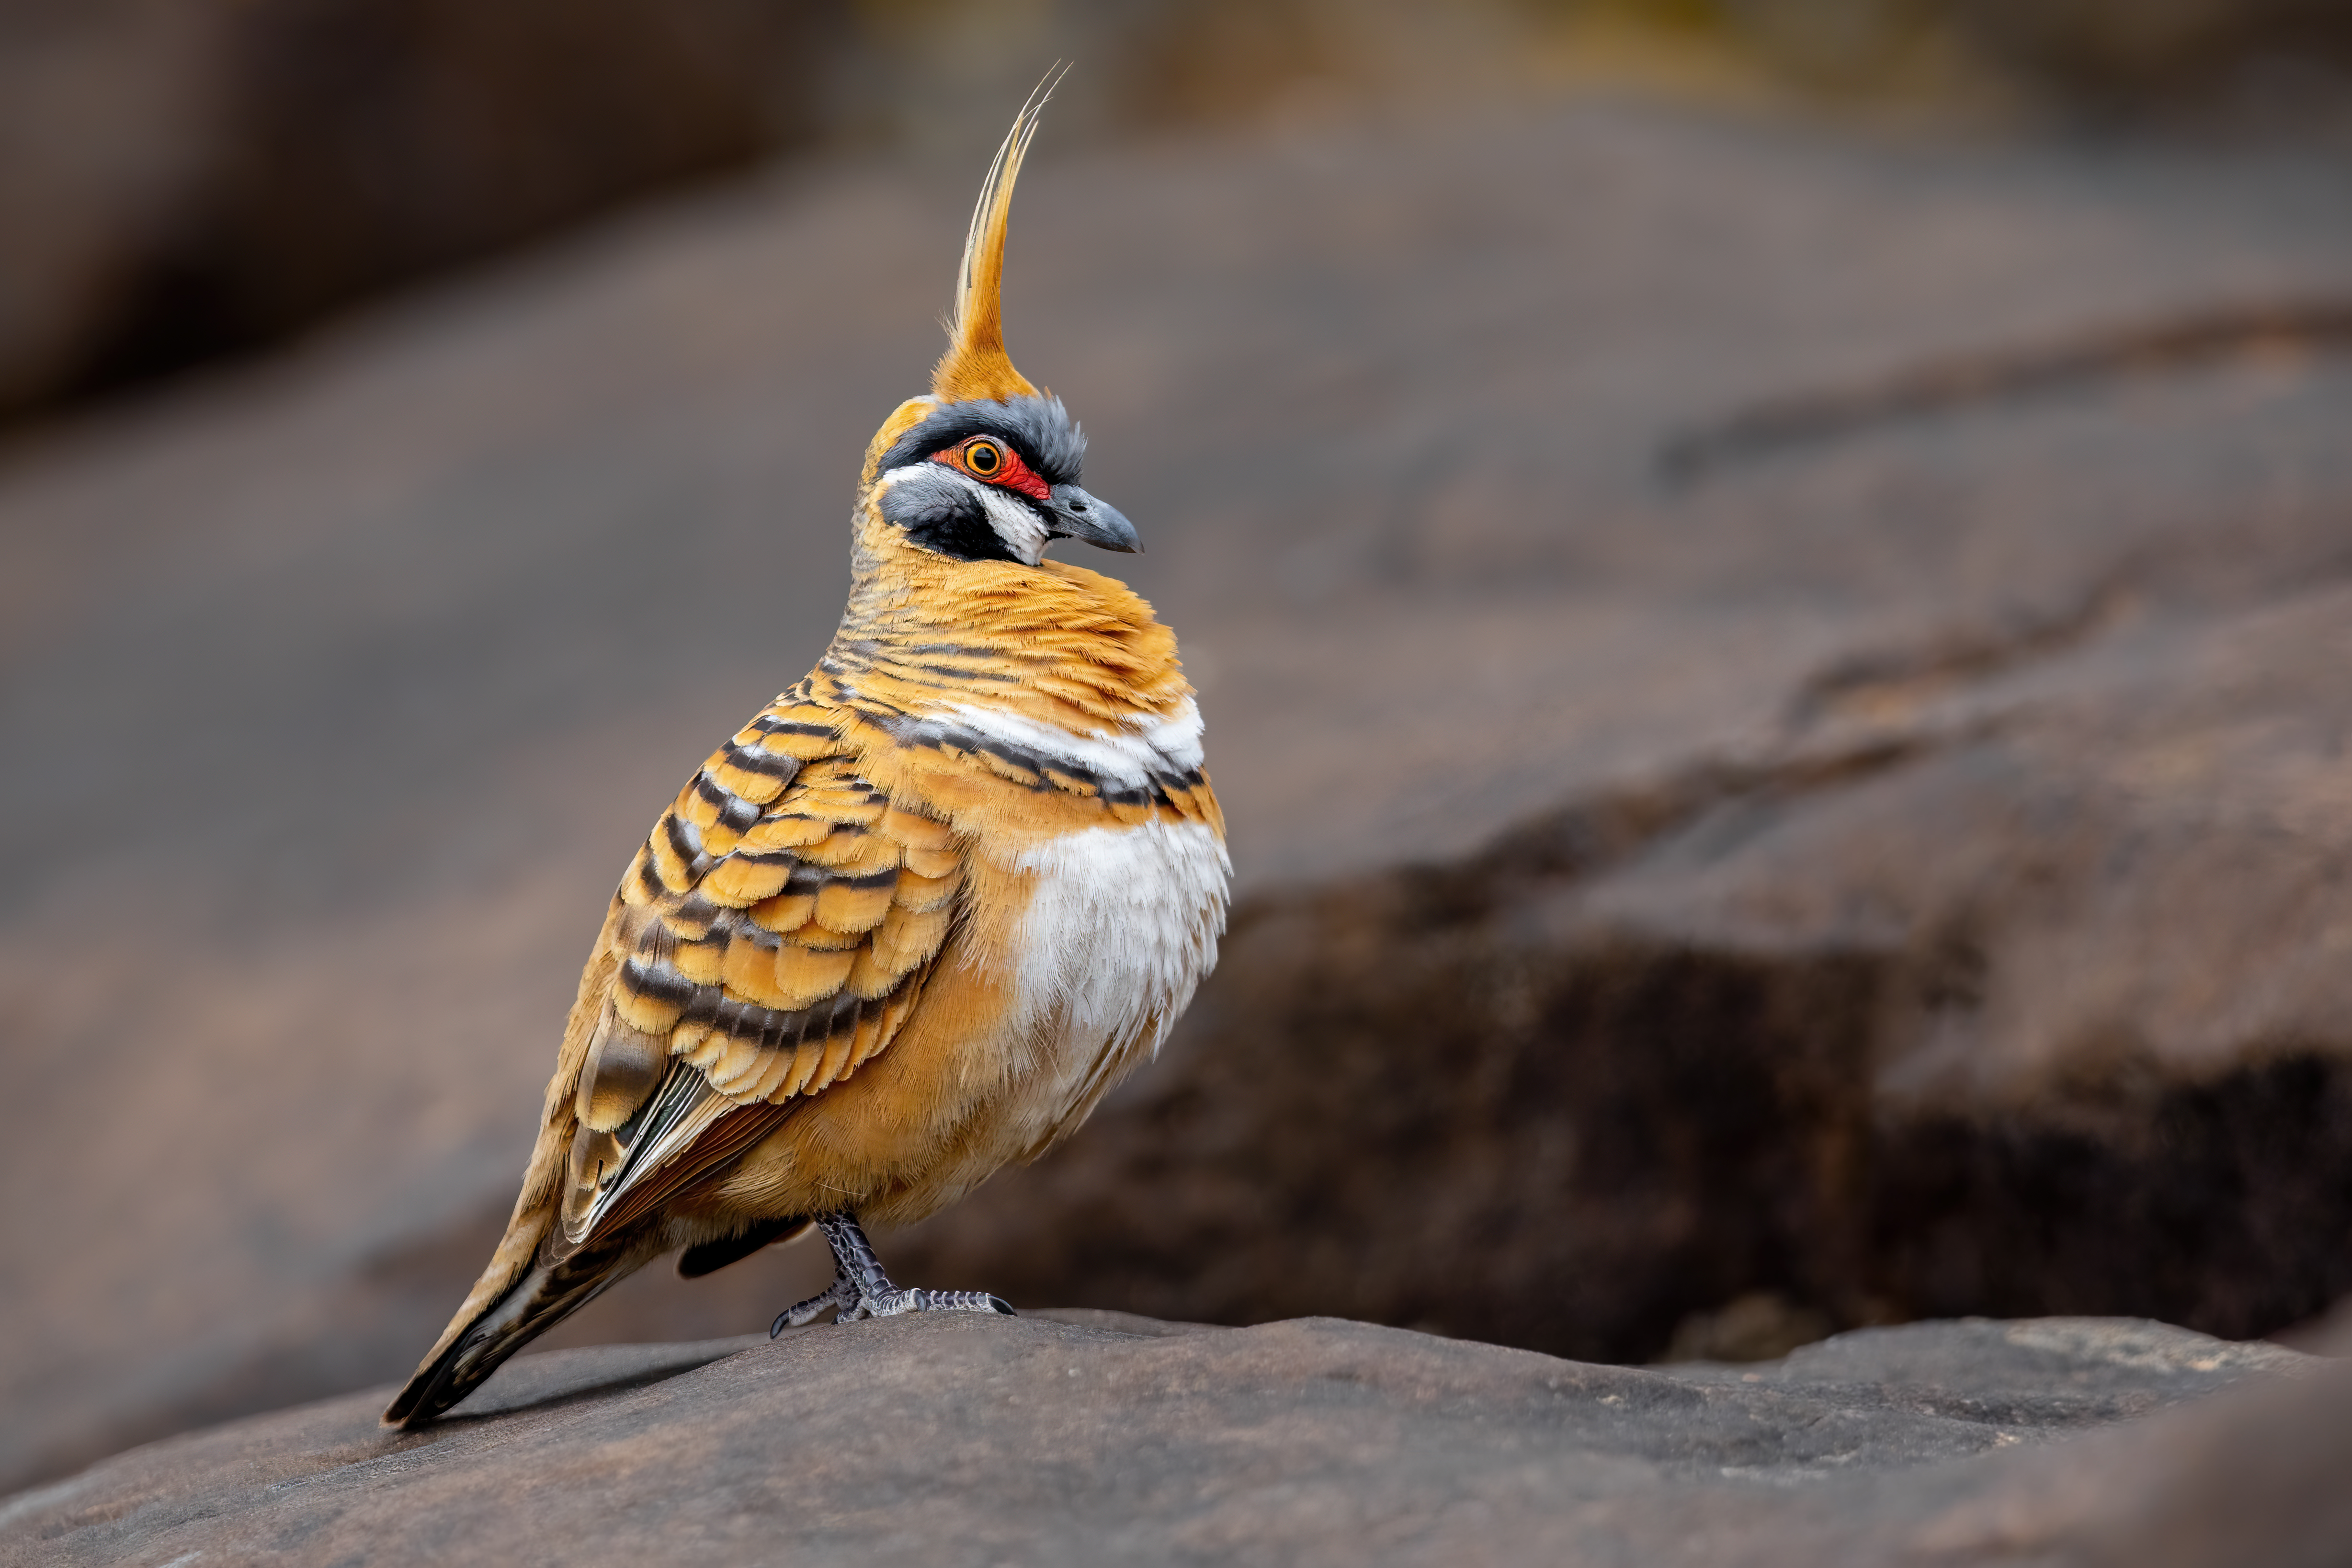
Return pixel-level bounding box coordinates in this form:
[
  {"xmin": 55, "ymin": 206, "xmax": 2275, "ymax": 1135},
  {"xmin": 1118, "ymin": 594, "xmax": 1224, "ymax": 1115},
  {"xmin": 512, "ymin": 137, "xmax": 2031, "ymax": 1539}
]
[{"xmin": 932, "ymin": 440, "xmax": 1051, "ymax": 501}]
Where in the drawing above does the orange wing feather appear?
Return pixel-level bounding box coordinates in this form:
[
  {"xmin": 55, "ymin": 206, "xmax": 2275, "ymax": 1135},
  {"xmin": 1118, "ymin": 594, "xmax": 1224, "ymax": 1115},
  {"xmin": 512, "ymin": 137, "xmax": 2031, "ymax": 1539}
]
[{"xmin": 551, "ymin": 686, "xmax": 966, "ymax": 1257}]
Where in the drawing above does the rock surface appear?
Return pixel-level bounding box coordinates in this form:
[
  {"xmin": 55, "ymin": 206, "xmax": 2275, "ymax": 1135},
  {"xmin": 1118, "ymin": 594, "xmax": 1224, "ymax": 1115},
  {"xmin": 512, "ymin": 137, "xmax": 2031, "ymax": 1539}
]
[
  {"xmin": 2, "ymin": 1314, "xmax": 2336, "ymax": 1567},
  {"xmin": 4, "ymin": 95, "xmax": 2352, "ymax": 1492}
]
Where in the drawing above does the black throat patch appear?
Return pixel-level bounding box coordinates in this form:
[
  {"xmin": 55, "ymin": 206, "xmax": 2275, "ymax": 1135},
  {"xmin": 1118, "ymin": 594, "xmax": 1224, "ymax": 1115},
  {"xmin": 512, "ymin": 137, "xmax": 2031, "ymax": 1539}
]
[{"xmin": 877, "ymin": 465, "xmax": 1029, "ymax": 563}]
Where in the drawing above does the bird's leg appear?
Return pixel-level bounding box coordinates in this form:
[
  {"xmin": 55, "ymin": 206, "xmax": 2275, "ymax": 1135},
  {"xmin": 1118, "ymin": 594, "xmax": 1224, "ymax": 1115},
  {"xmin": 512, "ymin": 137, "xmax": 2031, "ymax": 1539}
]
[{"xmin": 770, "ymin": 1214, "xmax": 1014, "ymax": 1336}]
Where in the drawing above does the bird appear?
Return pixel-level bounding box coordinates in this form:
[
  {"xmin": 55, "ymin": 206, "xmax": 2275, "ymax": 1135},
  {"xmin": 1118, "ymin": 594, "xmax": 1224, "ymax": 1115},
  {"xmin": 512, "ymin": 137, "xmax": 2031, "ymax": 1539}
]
[{"xmin": 384, "ymin": 80, "xmax": 1228, "ymax": 1428}]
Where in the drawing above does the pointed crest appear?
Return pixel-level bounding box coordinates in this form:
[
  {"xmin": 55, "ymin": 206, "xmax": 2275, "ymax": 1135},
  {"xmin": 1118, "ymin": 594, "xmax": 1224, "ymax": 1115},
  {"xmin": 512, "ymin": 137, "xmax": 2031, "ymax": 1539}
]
[{"xmin": 932, "ymin": 67, "xmax": 1066, "ymax": 405}]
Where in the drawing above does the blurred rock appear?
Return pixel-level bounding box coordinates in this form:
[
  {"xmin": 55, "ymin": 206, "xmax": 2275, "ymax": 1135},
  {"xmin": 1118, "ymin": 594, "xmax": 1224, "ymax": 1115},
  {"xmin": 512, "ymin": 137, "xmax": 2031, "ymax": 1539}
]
[
  {"xmin": 1664, "ymin": 1291, "xmax": 1837, "ymax": 1363},
  {"xmin": 1553, "ymin": 0, "xmax": 2352, "ymax": 119},
  {"xmin": 0, "ymin": 0, "xmax": 828, "ymax": 415},
  {"xmin": 3, "ymin": 95, "xmax": 2352, "ymax": 1492},
  {"xmin": 1955, "ymin": 0, "xmax": 2352, "ymax": 109},
  {"xmin": 1, "ymin": 1314, "xmax": 2331, "ymax": 1566},
  {"xmin": 10, "ymin": 0, "xmax": 2344, "ymax": 425},
  {"xmin": 0, "ymin": 0, "xmax": 1541, "ymax": 422}
]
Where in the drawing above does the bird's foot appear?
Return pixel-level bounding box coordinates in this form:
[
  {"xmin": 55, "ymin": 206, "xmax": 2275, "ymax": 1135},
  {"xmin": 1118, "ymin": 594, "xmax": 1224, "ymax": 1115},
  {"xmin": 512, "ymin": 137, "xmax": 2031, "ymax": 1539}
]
[
  {"xmin": 773, "ymin": 1276, "xmax": 855, "ymax": 1333},
  {"xmin": 839, "ymin": 1285, "xmax": 1015, "ymax": 1322},
  {"xmin": 770, "ymin": 1214, "xmax": 1014, "ymax": 1337}
]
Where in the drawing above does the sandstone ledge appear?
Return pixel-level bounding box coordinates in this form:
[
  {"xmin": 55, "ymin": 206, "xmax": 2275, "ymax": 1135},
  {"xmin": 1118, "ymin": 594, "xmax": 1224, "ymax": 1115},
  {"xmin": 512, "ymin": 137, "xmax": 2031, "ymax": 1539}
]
[{"xmin": 4, "ymin": 1312, "xmax": 2337, "ymax": 1567}]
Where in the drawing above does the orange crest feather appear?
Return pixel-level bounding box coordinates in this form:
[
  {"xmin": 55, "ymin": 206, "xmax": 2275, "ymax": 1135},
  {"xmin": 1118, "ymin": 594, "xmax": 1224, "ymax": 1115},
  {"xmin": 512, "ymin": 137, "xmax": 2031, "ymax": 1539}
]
[{"xmin": 931, "ymin": 68, "xmax": 1065, "ymax": 405}]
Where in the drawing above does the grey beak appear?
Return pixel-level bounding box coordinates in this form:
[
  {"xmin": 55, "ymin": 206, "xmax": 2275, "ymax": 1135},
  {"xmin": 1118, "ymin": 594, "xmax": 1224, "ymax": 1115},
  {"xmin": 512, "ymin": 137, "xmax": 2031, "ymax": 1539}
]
[{"xmin": 1042, "ymin": 484, "xmax": 1142, "ymax": 554}]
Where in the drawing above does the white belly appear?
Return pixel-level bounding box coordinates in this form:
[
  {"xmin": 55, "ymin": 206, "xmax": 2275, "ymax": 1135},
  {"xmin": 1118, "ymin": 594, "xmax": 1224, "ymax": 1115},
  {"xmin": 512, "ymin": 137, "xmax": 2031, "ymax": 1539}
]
[{"xmin": 1000, "ymin": 816, "xmax": 1230, "ymax": 1140}]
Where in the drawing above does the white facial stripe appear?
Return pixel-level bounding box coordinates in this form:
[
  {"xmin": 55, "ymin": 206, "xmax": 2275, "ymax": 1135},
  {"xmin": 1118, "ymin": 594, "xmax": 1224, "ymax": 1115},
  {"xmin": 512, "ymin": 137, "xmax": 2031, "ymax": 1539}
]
[
  {"xmin": 940, "ymin": 695, "xmax": 1204, "ymax": 786},
  {"xmin": 971, "ymin": 481, "xmax": 1049, "ymax": 565}
]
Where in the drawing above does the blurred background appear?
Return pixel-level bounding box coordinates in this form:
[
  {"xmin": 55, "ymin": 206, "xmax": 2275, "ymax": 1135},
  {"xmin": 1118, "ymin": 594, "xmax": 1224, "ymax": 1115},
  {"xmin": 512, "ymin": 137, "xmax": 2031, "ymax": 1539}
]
[{"xmin": 5, "ymin": 0, "xmax": 2352, "ymax": 1496}]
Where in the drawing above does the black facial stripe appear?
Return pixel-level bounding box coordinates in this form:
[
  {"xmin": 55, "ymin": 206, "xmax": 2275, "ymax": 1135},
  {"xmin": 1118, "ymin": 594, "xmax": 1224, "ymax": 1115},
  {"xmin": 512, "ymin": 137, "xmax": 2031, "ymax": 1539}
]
[
  {"xmin": 878, "ymin": 465, "xmax": 1028, "ymax": 563},
  {"xmin": 876, "ymin": 394, "xmax": 1085, "ymax": 485},
  {"xmin": 907, "ymin": 491, "xmax": 1024, "ymax": 563}
]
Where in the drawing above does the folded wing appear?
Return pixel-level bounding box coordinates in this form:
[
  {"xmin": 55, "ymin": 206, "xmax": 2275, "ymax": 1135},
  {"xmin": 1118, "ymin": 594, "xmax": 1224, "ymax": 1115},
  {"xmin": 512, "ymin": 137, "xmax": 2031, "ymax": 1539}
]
[{"xmin": 555, "ymin": 685, "xmax": 963, "ymax": 1255}]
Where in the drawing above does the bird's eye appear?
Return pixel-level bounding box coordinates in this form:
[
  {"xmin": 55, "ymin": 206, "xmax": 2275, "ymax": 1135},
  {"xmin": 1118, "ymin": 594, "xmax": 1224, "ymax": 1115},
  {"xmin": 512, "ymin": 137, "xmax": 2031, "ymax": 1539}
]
[{"xmin": 963, "ymin": 439, "xmax": 1002, "ymax": 477}]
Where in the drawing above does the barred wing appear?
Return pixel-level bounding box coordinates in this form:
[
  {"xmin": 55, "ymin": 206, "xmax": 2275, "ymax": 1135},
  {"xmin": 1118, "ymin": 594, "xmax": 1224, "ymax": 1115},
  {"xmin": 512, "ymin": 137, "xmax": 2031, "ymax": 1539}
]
[{"xmin": 555, "ymin": 689, "xmax": 961, "ymax": 1253}]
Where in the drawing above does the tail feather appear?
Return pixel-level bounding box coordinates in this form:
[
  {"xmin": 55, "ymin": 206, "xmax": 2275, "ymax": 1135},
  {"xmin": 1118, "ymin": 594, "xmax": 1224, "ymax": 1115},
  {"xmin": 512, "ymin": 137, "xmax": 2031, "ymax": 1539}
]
[
  {"xmin": 677, "ymin": 1215, "xmax": 808, "ymax": 1279},
  {"xmin": 381, "ymin": 1242, "xmax": 643, "ymax": 1428}
]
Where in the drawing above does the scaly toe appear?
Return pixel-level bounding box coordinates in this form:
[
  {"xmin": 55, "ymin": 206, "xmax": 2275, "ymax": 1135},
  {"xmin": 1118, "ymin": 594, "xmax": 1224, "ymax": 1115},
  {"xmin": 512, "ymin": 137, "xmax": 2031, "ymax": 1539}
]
[
  {"xmin": 771, "ymin": 1278, "xmax": 855, "ymax": 1337},
  {"xmin": 845, "ymin": 1287, "xmax": 1016, "ymax": 1319},
  {"xmin": 916, "ymin": 1289, "xmax": 1017, "ymax": 1316}
]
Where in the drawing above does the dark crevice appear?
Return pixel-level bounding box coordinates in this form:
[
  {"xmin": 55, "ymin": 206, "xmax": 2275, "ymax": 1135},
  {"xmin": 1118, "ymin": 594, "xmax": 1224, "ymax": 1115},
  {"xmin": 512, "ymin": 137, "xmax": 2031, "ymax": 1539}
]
[
  {"xmin": 1657, "ymin": 295, "xmax": 2352, "ymax": 483},
  {"xmin": 1431, "ymin": 732, "xmax": 1942, "ymax": 916},
  {"xmin": 1782, "ymin": 572, "xmax": 2136, "ymax": 731}
]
